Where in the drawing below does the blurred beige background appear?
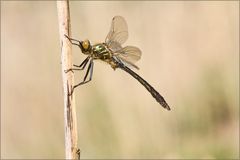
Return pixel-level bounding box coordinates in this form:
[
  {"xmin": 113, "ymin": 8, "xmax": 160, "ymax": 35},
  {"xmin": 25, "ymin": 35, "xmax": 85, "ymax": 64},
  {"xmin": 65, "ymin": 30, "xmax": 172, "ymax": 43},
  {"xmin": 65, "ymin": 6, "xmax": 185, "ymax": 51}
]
[{"xmin": 1, "ymin": 1, "xmax": 239, "ymax": 159}]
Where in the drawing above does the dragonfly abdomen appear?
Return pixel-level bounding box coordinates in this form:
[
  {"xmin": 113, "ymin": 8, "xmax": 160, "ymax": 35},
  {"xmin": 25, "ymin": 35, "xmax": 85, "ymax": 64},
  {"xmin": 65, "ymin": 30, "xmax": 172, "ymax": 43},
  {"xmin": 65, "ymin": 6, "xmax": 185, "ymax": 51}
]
[{"xmin": 114, "ymin": 59, "xmax": 171, "ymax": 110}]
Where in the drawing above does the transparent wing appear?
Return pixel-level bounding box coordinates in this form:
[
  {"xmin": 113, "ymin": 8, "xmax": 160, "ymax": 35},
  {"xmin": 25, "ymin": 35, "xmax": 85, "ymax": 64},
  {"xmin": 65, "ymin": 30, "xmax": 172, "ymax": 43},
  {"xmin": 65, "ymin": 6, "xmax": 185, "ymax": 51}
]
[
  {"xmin": 105, "ymin": 16, "xmax": 128, "ymax": 48},
  {"xmin": 117, "ymin": 46, "xmax": 142, "ymax": 63},
  {"xmin": 107, "ymin": 41, "xmax": 123, "ymax": 53},
  {"xmin": 114, "ymin": 46, "xmax": 142, "ymax": 70},
  {"xmin": 117, "ymin": 58, "xmax": 140, "ymax": 70}
]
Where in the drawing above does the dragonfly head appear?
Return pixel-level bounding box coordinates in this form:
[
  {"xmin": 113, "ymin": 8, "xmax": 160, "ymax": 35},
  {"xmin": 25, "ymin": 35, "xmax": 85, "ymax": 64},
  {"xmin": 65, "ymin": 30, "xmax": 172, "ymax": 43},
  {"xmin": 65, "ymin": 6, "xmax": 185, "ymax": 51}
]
[{"xmin": 80, "ymin": 39, "xmax": 91, "ymax": 54}]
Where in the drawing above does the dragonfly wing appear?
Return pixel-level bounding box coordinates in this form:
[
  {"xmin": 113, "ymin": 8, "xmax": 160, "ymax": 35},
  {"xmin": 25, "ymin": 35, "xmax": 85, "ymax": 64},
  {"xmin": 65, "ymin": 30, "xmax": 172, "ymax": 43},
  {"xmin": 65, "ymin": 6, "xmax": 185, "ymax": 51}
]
[
  {"xmin": 105, "ymin": 16, "xmax": 128, "ymax": 48},
  {"xmin": 118, "ymin": 46, "xmax": 142, "ymax": 63},
  {"xmin": 106, "ymin": 16, "xmax": 141, "ymax": 70},
  {"xmin": 114, "ymin": 46, "xmax": 142, "ymax": 70},
  {"xmin": 107, "ymin": 41, "xmax": 123, "ymax": 53},
  {"xmin": 116, "ymin": 57, "xmax": 140, "ymax": 70}
]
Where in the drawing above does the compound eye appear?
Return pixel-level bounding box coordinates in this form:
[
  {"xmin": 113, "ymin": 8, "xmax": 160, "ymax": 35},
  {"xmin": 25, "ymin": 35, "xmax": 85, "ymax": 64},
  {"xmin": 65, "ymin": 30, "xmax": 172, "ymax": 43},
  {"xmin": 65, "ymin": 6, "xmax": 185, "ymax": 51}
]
[{"xmin": 82, "ymin": 40, "xmax": 89, "ymax": 50}]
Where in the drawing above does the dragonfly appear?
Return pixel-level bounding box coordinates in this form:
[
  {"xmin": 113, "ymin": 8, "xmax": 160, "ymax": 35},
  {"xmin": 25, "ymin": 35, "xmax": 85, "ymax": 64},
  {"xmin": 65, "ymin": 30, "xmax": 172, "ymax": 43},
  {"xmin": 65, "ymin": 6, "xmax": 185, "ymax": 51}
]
[{"xmin": 65, "ymin": 16, "xmax": 171, "ymax": 110}]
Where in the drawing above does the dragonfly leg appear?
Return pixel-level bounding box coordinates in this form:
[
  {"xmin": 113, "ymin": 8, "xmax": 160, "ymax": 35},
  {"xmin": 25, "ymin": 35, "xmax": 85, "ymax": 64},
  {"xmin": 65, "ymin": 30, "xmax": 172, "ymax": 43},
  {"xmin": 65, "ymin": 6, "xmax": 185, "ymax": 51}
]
[
  {"xmin": 70, "ymin": 59, "xmax": 94, "ymax": 94},
  {"xmin": 64, "ymin": 34, "xmax": 81, "ymax": 47},
  {"xmin": 64, "ymin": 68, "xmax": 83, "ymax": 74},
  {"xmin": 73, "ymin": 56, "xmax": 90, "ymax": 68},
  {"xmin": 65, "ymin": 56, "xmax": 90, "ymax": 73}
]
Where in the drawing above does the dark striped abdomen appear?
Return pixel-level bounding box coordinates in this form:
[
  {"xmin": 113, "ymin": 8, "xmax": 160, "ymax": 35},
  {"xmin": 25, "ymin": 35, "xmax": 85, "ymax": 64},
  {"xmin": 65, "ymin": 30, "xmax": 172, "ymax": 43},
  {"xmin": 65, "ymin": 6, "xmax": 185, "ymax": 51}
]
[{"xmin": 115, "ymin": 59, "xmax": 171, "ymax": 110}]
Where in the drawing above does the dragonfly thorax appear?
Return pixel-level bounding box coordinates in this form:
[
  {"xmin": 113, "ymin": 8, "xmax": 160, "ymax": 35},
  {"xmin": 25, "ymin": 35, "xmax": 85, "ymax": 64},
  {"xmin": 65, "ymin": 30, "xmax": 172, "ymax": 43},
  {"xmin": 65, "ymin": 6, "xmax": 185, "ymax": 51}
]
[{"xmin": 92, "ymin": 43, "xmax": 113, "ymax": 61}]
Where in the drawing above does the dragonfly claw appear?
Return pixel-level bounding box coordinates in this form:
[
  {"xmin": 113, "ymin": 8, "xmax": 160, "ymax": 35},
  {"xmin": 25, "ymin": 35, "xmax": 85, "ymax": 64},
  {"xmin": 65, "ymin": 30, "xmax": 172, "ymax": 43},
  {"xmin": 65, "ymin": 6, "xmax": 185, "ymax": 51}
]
[
  {"xmin": 67, "ymin": 86, "xmax": 74, "ymax": 97},
  {"xmin": 64, "ymin": 69, "xmax": 74, "ymax": 73}
]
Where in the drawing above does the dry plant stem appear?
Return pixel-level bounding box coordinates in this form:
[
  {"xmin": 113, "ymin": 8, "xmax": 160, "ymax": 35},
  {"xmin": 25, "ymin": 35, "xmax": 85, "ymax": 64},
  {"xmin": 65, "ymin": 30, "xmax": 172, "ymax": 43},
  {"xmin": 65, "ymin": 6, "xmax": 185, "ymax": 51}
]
[{"xmin": 57, "ymin": 1, "xmax": 79, "ymax": 159}]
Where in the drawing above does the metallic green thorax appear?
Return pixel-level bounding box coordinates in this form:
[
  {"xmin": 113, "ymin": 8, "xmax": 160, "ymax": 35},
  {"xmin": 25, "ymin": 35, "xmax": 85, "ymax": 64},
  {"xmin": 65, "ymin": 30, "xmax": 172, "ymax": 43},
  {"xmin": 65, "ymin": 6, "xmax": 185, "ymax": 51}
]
[{"xmin": 92, "ymin": 43, "xmax": 112, "ymax": 60}]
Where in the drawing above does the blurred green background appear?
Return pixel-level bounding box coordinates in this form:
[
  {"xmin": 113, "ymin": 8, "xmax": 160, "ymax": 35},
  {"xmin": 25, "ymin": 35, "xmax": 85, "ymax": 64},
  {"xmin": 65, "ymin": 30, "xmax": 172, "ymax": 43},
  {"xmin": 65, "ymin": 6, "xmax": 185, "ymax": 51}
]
[{"xmin": 1, "ymin": 1, "xmax": 239, "ymax": 159}]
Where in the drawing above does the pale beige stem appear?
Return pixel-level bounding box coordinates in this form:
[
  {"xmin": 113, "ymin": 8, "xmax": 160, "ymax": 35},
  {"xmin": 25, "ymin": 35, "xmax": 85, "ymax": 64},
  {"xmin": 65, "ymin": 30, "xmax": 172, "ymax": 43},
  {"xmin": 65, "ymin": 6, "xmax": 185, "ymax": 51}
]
[{"xmin": 57, "ymin": 1, "xmax": 79, "ymax": 159}]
